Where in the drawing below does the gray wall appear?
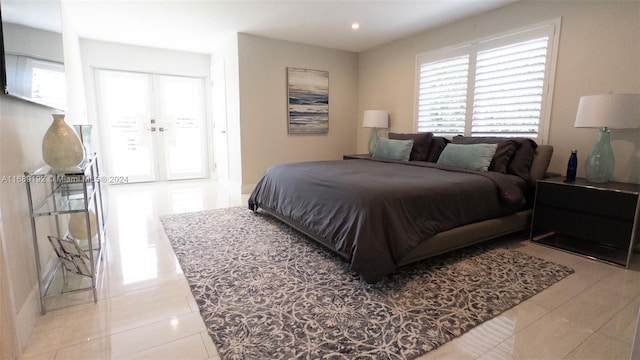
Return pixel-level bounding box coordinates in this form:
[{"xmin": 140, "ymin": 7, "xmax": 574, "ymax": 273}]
[
  {"xmin": 357, "ymin": 0, "xmax": 640, "ymax": 183},
  {"xmin": 236, "ymin": 34, "xmax": 359, "ymax": 191}
]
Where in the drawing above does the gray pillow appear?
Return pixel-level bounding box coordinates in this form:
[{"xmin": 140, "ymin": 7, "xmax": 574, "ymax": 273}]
[
  {"xmin": 436, "ymin": 143, "xmax": 498, "ymax": 172},
  {"xmin": 372, "ymin": 138, "xmax": 414, "ymax": 162},
  {"xmin": 426, "ymin": 136, "xmax": 450, "ymax": 162},
  {"xmin": 451, "ymin": 136, "xmax": 538, "ymax": 180},
  {"xmin": 388, "ymin": 132, "xmax": 433, "ymax": 161}
]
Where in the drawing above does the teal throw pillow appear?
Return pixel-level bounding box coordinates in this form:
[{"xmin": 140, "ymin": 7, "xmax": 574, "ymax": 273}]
[
  {"xmin": 372, "ymin": 138, "xmax": 414, "ymax": 162},
  {"xmin": 436, "ymin": 143, "xmax": 498, "ymax": 172}
]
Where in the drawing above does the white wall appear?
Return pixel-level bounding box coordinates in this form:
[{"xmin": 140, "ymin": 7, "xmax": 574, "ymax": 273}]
[
  {"xmin": 61, "ymin": 0, "xmax": 88, "ymax": 125},
  {"xmin": 237, "ymin": 34, "xmax": 359, "ymax": 190},
  {"xmin": 0, "ymin": 25, "xmax": 63, "ymax": 354},
  {"xmin": 0, "ymin": 96, "xmax": 57, "ymax": 356},
  {"xmin": 211, "ymin": 34, "xmax": 243, "ymax": 191},
  {"xmin": 79, "ymin": 39, "xmax": 212, "ymax": 178},
  {"xmin": 0, "ymin": 3, "xmax": 93, "ymax": 354},
  {"xmin": 2, "ymin": 23, "xmax": 64, "ymax": 62},
  {"xmin": 358, "ymin": 0, "xmax": 640, "ymax": 183}
]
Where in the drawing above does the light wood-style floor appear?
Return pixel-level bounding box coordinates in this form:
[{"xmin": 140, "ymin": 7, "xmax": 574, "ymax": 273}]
[{"xmin": 19, "ymin": 180, "xmax": 639, "ymax": 359}]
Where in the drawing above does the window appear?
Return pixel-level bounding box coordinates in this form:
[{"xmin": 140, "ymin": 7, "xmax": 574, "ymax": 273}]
[{"xmin": 416, "ymin": 20, "xmax": 560, "ymax": 143}]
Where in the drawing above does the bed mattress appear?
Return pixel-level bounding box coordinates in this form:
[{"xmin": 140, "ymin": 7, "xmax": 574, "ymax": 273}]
[{"xmin": 248, "ymin": 158, "xmax": 531, "ymax": 282}]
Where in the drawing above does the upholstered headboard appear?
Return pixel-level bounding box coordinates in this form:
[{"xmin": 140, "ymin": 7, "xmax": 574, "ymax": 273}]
[
  {"xmin": 388, "ymin": 133, "xmax": 554, "ymax": 187},
  {"xmin": 529, "ymin": 144, "xmax": 553, "ymax": 186}
]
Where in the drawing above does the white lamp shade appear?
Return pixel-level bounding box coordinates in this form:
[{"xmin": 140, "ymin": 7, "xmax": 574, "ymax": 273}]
[
  {"xmin": 362, "ymin": 110, "xmax": 389, "ymax": 128},
  {"xmin": 575, "ymin": 94, "xmax": 640, "ymax": 129}
]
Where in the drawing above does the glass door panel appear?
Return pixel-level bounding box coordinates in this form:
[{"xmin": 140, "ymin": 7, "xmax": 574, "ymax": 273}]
[
  {"xmin": 155, "ymin": 75, "xmax": 208, "ymax": 180},
  {"xmin": 95, "ymin": 69, "xmax": 156, "ymax": 183}
]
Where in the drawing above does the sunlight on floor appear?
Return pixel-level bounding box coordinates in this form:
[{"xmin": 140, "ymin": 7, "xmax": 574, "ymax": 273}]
[{"xmin": 106, "ymin": 180, "xmax": 247, "ymax": 287}]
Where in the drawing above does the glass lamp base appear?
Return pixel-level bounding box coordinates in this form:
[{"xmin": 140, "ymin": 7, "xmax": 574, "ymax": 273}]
[
  {"xmin": 368, "ymin": 128, "xmax": 380, "ymax": 155},
  {"xmin": 584, "ymin": 128, "xmax": 614, "ymax": 183}
]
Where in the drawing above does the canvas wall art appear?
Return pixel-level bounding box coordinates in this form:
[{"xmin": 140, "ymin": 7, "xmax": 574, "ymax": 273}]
[{"xmin": 287, "ymin": 67, "xmax": 329, "ymax": 134}]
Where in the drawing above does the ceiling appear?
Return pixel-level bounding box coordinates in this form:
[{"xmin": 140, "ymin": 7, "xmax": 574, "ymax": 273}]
[{"xmin": 3, "ymin": 0, "xmax": 520, "ymax": 54}]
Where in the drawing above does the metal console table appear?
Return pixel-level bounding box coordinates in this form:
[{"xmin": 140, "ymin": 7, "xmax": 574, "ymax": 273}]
[{"xmin": 25, "ymin": 155, "xmax": 107, "ymax": 314}]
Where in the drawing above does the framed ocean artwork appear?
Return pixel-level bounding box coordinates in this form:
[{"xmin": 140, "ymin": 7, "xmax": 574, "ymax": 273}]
[{"xmin": 287, "ymin": 67, "xmax": 329, "ymax": 134}]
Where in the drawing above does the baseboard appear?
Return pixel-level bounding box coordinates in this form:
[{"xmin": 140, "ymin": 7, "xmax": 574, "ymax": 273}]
[{"xmin": 15, "ymin": 284, "xmax": 40, "ymax": 354}]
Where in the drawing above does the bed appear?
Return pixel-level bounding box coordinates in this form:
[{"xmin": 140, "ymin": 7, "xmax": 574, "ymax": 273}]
[{"xmin": 248, "ymin": 135, "xmax": 553, "ymax": 283}]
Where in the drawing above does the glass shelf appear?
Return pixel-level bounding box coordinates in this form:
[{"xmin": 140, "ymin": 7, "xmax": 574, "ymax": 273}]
[
  {"xmin": 26, "ymin": 157, "xmax": 101, "ymax": 217},
  {"xmin": 30, "ymin": 182, "xmax": 98, "ymax": 217},
  {"xmin": 28, "ymin": 157, "xmax": 95, "ymax": 177}
]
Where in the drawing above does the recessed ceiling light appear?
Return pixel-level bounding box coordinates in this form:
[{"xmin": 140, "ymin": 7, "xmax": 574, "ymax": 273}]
[{"xmin": 351, "ymin": 22, "xmax": 360, "ymax": 30}]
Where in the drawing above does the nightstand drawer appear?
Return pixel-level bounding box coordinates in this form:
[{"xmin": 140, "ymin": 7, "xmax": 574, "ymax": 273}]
[
  {"xmin": 533, "ymin": 205, "xmax": 634, "ymax": 249},
  {"xmin": 536, "ymin": 182, "xmax": 637, "ymax": 221}
]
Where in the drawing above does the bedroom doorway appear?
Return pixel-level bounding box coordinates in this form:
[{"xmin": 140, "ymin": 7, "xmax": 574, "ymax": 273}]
[{"xmin": 95, "ymin": 69, "xmax": 208, "ymax": 183}]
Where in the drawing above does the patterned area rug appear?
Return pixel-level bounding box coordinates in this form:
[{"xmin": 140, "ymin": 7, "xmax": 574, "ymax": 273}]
[{"xmin": 160, "ymin": 207, "xmax": 573, "ymax": 360}]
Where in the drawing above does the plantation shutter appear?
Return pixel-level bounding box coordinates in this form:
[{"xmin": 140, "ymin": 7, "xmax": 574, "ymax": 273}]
[
  {"xmin": 471, "ymin": 37, "xmax": 549, "ymax": 137},
  {"xmin": 416, "ymin": 54, "xmax": 470, "ymax": 136},
  {"xmin": 415, "ymin": 21, "xmax": 559, "ymax": 143}
]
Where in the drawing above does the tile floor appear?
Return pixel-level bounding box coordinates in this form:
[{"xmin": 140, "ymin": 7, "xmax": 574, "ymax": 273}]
[{"xmin": 19, "ymin": 179, "xmax": 640, "ymax": 360}]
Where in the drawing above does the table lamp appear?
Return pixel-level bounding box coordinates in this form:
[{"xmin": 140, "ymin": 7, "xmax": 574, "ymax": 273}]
[
  {"xmin": 574, "ymin": 93, "xmax": 640, "ymax": 183},
  {"xmin": 362, "ymin": 110, "xmax": 389, "ymax": 155}
]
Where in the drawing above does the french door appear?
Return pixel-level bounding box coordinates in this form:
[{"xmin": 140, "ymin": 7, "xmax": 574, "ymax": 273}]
[{"xmin": 95, "ymin": 69, "xmax": 208, "ymax": 182}]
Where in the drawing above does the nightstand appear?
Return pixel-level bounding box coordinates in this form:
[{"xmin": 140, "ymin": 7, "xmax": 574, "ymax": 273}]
[
  {"xmin": 530, "ymin": 177, "xmax": 640, "ymax": 267},
  {"xmin": 343, "ymin": 154, "xmax": 371, "ymax": 160}
]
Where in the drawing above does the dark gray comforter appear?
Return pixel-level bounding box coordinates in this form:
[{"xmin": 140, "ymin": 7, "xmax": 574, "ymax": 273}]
[{"xmin": 248, "ymin": 158, "xmax": 530, "ymax": 283}]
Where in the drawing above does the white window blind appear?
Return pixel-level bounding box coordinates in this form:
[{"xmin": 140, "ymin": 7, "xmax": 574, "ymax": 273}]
[
  {"xmin": 417, "ymin": 55, "xmax": 469, "ymax": 135},
  {"xmin": 472, "ymin": 37, "xmax": 548, "ymax": 137},
  {"xmin": 415, "ymin": 21, "xmax": 560, "ymax": 143}
]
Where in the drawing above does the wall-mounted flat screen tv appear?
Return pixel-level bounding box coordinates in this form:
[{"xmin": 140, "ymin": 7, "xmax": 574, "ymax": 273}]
[{"xmin": 0, "ymin": 0, "xmax": 66, "ymax": 110}]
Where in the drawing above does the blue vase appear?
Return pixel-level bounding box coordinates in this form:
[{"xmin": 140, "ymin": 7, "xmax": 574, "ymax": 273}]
[{"xmin": 584, "ymin": 128, "xmax": 614, "ymax": 183}]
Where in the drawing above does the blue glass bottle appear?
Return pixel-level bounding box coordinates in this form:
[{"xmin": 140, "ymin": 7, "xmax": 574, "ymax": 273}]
[{"xmin": 566, "ymin": 149, "xmax": 577, "ymax": 182}]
